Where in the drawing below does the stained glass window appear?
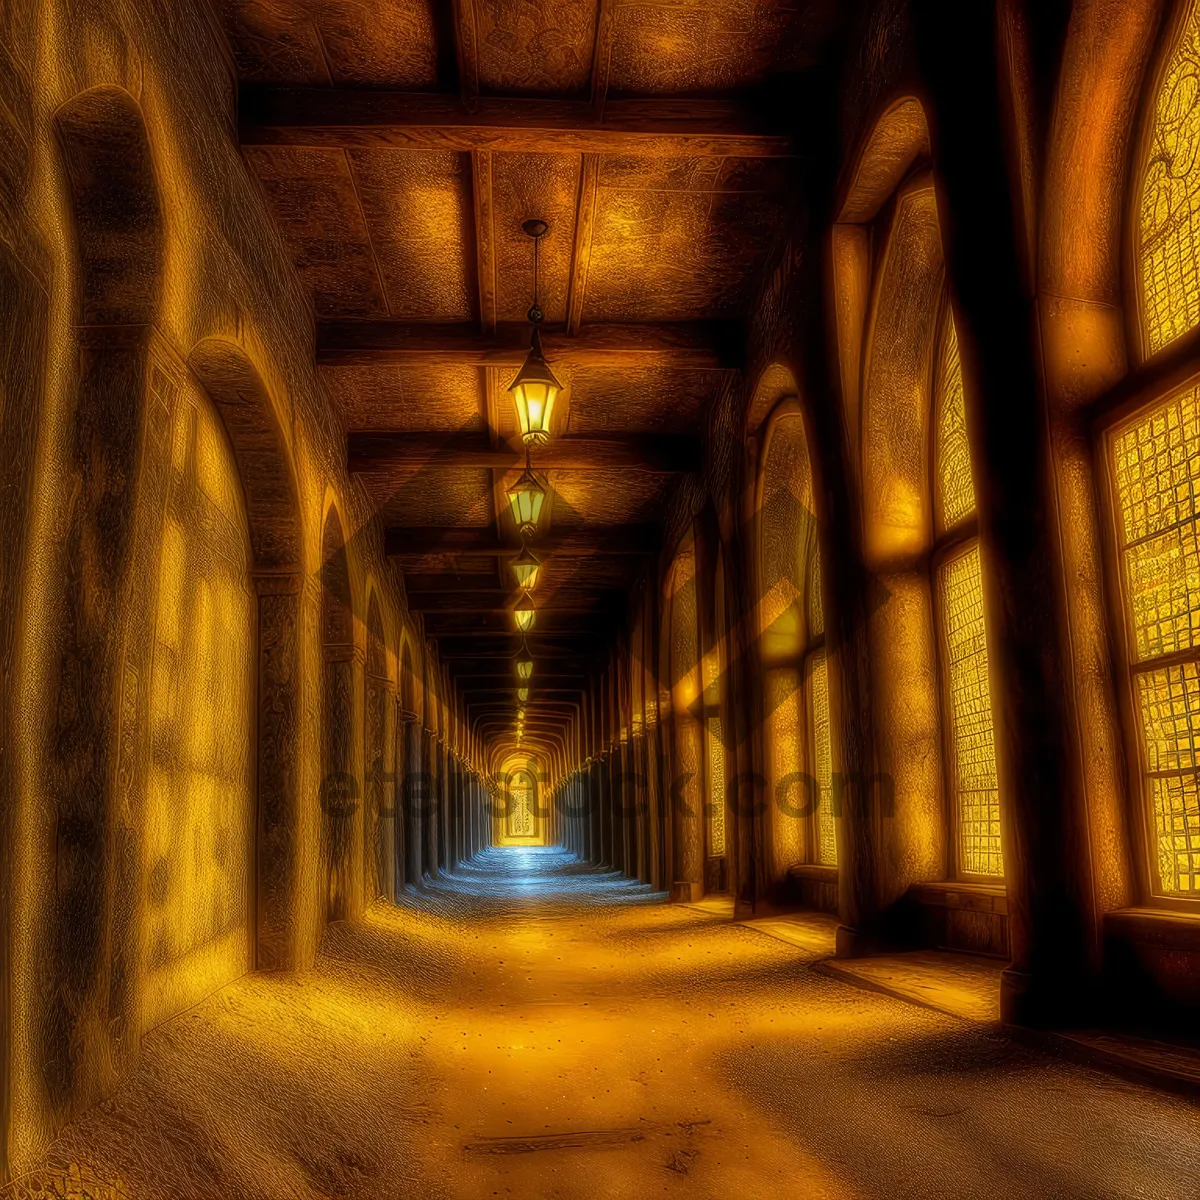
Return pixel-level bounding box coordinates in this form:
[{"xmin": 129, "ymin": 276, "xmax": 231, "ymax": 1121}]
[
  {"xmin": 1141, "ymin": 0, "xmax": 1200, "ymax": 355},
  {"xmin": 1111, "ymin": 384, "xmax": 1200, "ymax": 893},
  {"xmin": 940, "ymin": 545, "xmax": 1003, "ymax": 877},
  {"xmin": 810, "ymin": 649, "xmax": 837, "ymax": 865},
  {"xmin": 506, "ymin": 773, "xmax": 535, "ymax": 837},
  {"xmin": 937, "ymin": 317, "xmax": 976, "ymax": 532},
  {"xmin": 707, "ymin": 715, "xmax": 727, "ymax": 856}
]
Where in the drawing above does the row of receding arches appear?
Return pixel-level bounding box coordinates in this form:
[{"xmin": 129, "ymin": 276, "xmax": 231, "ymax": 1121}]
[
  {"xmin": 3, "ymin": 81, "xmax": 497, "ymax": 1171},
  {"xmin": 549, "ymin": 0, "xmax": 1200, "ymax": 1025}
]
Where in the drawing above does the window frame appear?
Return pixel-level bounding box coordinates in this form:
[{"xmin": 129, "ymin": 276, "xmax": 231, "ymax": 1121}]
[
  {"xmin": 1125, "ymin": 0, "xmax": 1200, "ymax": 368},
  {"xmin": 1100, "ymin": 0, "xmax": 1200, "ymax": 907},
  {"xmin": 1096, "ymin": 376, "xmax": 1200, "ymax": 909},
  {"xmin": 928, "ymin": 295, "xmax": 1003, "ymax": 884},
  {"xmin": 754, "ymin": 399, "xmax": 835, "ymax": 867}
]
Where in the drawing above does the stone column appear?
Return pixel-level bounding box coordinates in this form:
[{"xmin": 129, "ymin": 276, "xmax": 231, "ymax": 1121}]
[
  {"xmin": 321, "ymin": 643, "xmax": 363, "ymax": 923},
  {"xmin": 913, "ymin": 0, "xmax": 1093, "ymax": 1021},
  {"xmin": 401, "ymin": 713, "xmax": 422, "ymax": 888},
  {"xmin": 423, "ymin": 729, "xmax": 439, "ymax": 879},
  {"xmin": 255, "ymin": 577, "xmax": 302, "ymax": 968},
  {"xmin": 671, "ymin": 708, "xmax": 705, "ymax": 902}
]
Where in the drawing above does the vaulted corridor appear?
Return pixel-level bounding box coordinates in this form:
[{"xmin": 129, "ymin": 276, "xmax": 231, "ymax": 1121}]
[{"xmin": 29, "ymin": 847, "xmax": 1200, "ymax": 1199}]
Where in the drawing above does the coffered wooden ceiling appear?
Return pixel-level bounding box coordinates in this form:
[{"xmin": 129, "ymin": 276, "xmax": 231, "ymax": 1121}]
[{"xmin": 227, "ymin": 0, "xmax": 839, "ymax": 756}]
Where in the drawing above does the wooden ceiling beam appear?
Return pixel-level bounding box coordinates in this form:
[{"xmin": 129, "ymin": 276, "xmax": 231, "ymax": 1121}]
[
  {"xmin": 434, "ymin": 640, "xmax": 602, "ymax": 657},
  {"xmin": 239, "ymin": 88, "xmax": 793, "ymax": 157},
  {"xmin": 460, "ymin": 688, "xmax": 586, "ymax": 699},
  {"xmin": 386, "ymin": 523, "xmax": 659, "ymax": 557},
  {"xmin": 590, "ymin": 0, "xmax": 616, "ymax": 116},
  {"xmin": 471, "ymin": 150, "xmax": 496, "ymax": 335},
  {"xmin": 450, "ymin": 0, "xmax": 480, "ymax": 106},
  {"xmin": 565, "ymin": 153, "xmax": 599, "ymax": 335},
  {"xmin": 408, "ymin": 589, "xmax": 622, "ymax": 612},
  {"xmin": 452, "ymin": 672, "xmax": 593, "ymax": 683},
  {"xmin": 352, "ymin": 432, "xmax": 700, "ymax": 473},
  {"xmin": 318, "ymin": 320, "xmax": 740, "ymax": 368},
  {"xmin": 423, "ymin": 618, "xmax": 609, "ymax": 636}
]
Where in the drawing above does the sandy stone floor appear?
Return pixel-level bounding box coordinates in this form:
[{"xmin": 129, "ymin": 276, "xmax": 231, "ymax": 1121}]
[{"xmin": 29, "ymin": 848, "xmax": 1200, "ymax": 1199}]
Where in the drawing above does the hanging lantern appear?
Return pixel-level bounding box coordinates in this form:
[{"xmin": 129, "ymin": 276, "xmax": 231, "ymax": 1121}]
[
  {"xmin": 517, "ymin": 659, "xmax": 533, "ymax": 680},
  {"xmin": 509, "ymin": 218, "xmax": 562, "ymax": 446},
  {"xmin": 509, "ymin": 328, "xmax": 563, "ymax": 446},
  {"xmin": 511, "ymin": 544, "xmax": 541, "ymax": 590},
  {"xmin": 507, "ymin": 455, "xmax": 546, "ymax": 539},
  {"xmin": 514, "ymin": 604, "xmax": 535, "ymax": 632},
  {"xmin": 517, "ymin": 687, "xmax": 529, "ymax": 702}
]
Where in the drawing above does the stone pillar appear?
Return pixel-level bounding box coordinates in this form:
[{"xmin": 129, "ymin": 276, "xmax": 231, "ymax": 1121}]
[
  {"xmin": 378, "ymin": 682, "xmax": 397, "ymax": 902},
  {"xmin": 423, "ymin": 729, "xmax": 439, "ymax": 879},
  {"xmin": 913, "ymin": 0, "xmax": 1092, "ymax": 1021},
  {"xmin": 401, "ymin": 714, "xmax": 422, "ymax": 888},
  {"xmin": 671, "ymin": 708, "xmax": 705, "ymax": 902},
  {"xmin": 255, "ymin": 578, "xmax": 302, "ymax": 968},
  {"xmin": 321, "ymin": 643, "xmax": 363, "ymax": 924},
  {"xmin": 363, "ymin": 669, "xmax": 391, "ymax": 903}
]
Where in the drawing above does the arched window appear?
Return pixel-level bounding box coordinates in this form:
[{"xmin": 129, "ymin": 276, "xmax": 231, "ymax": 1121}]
[
  {"xmin": 848, "ymin": 152, "xmax": 1005, "ymax": 913},
  {"xmin": 1104, "ymin": 0, "xmax": 1200, "ymax": 902},
  {"xmin": 1139, "ymin": 0, "xmax": 1200, "ymax": 356},
  {"xmin": 758, "ymin": 401, "xmax": 835, "ymax": 873},
  {"xmin": 933, "ymin": 315, "xmax": 1002, "ymax": 879},
  {"xmin": 702, "ymin": 544, "xmax": 729, "ymax": 869}
]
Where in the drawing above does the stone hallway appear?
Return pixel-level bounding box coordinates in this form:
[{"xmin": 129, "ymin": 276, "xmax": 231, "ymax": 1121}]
[{"xmin": 23, "ymin": 849, "xmax": 1200, "ymax": 1200}]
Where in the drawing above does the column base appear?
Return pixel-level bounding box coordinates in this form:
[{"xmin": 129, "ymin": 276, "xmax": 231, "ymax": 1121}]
[
  {"xmin": 999, "ymin": 966, "xmax": 1077, "ymax": 1027},
  {"xmin": 835, "ymin": 923, "xmax": 893, "ymax": 959},
  {"xmin": 671, "ymin": 881, "xmax": 704, "ymax": 903}
]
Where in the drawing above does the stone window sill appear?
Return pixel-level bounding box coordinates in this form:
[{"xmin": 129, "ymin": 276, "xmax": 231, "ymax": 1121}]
[
  {"xmin": 1105, "ymin": 907, "xmax": 1200, "ymax": 953},
  {"xmin": 909, "ymin": 880, "xmax": 1008, "ymax": 915}
]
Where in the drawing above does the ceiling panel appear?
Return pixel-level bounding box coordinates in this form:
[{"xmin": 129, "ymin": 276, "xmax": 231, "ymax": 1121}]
[
  {"xmin": 225, "ymin": 0, "xmax": 441, "ymax": 87},
  {"xmin": 564, "ymin": 366, "xmax": 722, "ymax": 433},
  {"xmin": 584, "ymin": 168, "xmax": 786, "ymax": 321},
  {"xmin": 358, "ymin": 467, "xmax": 493, "ymax": 527},
  {"xmin": 607, "ymin": 0, "xmax": 823, "ymax": 96},
  {"xmin": 245, "ymin": 147, "xmax": 388, "ymax": 317},
  {"xmin": 474, "ymin": 0, "xmax": 599, "ymax": 94},
  {"xmin": 492, "ymin": 152, "xmax": 581, "ymax": 324},
  {"xmin": 324, "ymin": 364, "xmax": 485, "ymax": 432},
  {"xmin": 549, "ymin": 470, "xmax": 674, "ymax": 526},
  {"xmin": 349, "ymin": 149, "xmax": 476, "ymax": 321}
]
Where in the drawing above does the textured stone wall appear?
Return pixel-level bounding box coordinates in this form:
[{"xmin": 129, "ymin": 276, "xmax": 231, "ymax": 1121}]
[{"xmin": 0, "ymin": 0, "xmax": 439, "ymax": 1177}]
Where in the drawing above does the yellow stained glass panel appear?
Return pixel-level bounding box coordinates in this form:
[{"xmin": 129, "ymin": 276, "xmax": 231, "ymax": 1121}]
[
  {"xmin": 937, "ymin": 318, "xmax": 976, "ymax": 533},
  {"xmin": 1141, "ymin": 1, "xmax": 1200, "ymax": 354},
  {"xmin": 810, "ymin": 649, "xmax": 837, "ymax": 866},
  {"xmin": 1136, "ymin": 666, "xmax": 1200, "ymax": 892},
  {"xmin": 1113, "ymin": 386, "xmax": 1200, "ymax": 663},
  {"xmin": 1112, "ymin": 386, "xmax": 1200, "ymax": 892},
  {"xmin": 939, "ymin": 545, "xmax": 1003, "ymax": 877},
  {"xmin": 707, "ymin": 714, "xmax": 726, "ymax": 856}
]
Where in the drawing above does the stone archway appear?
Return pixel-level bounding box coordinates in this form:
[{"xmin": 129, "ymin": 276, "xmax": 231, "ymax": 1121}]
[{"xmin": 187, "ymin": 338, "xmax": 304, "ymax": 970}]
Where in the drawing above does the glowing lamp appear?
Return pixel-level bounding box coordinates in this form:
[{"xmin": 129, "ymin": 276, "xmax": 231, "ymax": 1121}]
[
  {"xmin": 517, "ymin": 687, "xmax": 529, "ymax": 702},
  {"xmin": 511, "ymin": 544, "xmax": 541, "ymax": 590},
  {"xmin": 515, "ymin": 605, "xmax": 535, "ymax": 632},
  {"xmin": 509, "ymin": 328, "xmax": 562, "ymax": 446},
  {"xmin": 507, "ymin": 458, "xmax": 546, "ymax": 539},
  {"xmin": 517, "ymin": 659, "xmax": 533, "ymax": 680}
]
